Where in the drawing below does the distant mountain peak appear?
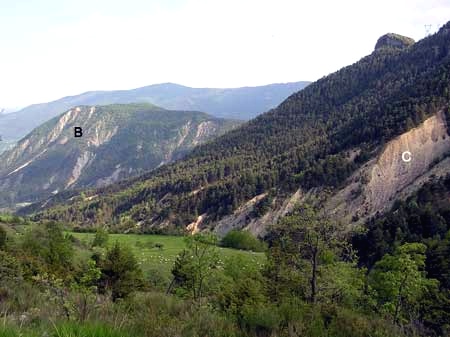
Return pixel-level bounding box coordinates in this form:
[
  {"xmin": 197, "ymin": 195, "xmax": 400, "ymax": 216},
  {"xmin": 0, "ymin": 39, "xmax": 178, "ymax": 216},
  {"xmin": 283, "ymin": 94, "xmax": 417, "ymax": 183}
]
[{"xmin": 374, "ymin": 33, "xmax": 415, "ymax": 51}]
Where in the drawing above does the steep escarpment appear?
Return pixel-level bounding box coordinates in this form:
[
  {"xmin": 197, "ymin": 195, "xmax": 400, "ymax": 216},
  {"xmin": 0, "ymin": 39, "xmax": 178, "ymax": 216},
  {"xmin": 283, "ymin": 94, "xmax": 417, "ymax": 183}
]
[
  {"xmin": 0, "ymin": 103, "xmax": 240, "ymax": 208},
  {"xmin": 366, "ymin": 111, "xmax": 450, "ymax": 210},
  {"xmin": 327, "ymin": 110, "xmax": 450, "ymax": 225},
  {"xmin": 25, "ymin": 24, "xmax": 450, "ymax": 234}
]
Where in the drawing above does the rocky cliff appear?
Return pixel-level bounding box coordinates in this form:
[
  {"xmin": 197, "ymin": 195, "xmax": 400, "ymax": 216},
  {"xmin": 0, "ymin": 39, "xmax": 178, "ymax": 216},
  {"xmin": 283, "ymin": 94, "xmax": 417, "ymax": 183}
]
[
  {"xmin": 327, "ymin": 110, "xmax": 450, "ymax": 225},
  {"xmin": 374, "ymin": 33, "xmax": 415, "ymax": 50}
]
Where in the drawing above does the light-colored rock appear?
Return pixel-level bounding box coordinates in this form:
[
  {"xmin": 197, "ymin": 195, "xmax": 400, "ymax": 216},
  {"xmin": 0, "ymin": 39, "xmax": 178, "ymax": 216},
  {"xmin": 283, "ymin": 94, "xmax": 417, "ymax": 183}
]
[
  {"xmin": 193, "ymin": 121, "xmax": 217, "ymax": 146},
  {"xmin": 214, "ymin": 189, "xmax": 307, "ymax": 237},
  {"xmin": 327, "ymin": 110, "xmax": 450, "ymax": 224},
  {"xmin": 95, "ymin": 167, "xmax": 125, "ymax": 187},
  {"xmin": 186, "ymin": 214, "xmax": 206, "ymax": 234},
  {"xmin": 66, "ymin": 151, "xmax": 94, "ymax": 188}
]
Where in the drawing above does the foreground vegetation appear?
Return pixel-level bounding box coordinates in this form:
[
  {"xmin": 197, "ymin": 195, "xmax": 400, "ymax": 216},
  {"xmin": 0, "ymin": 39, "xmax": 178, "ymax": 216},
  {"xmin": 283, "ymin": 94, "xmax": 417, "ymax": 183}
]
[{"xmin": 2, "ymin": 201, "xmax": 448, "ymax": 337}]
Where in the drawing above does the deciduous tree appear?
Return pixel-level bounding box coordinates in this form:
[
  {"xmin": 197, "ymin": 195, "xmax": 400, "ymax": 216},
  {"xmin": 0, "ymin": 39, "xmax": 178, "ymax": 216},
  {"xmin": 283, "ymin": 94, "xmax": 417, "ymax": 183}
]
[{"xmin": 369, "ymin": 243, "xmax": 438, "ymax": 324}]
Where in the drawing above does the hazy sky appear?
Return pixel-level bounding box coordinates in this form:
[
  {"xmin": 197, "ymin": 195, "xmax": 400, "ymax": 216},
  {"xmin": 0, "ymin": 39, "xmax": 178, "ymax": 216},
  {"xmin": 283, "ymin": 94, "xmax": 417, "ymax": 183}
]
[{"xmin": 1, "ymin": 0, "xmax": 449, "ymax": 108}]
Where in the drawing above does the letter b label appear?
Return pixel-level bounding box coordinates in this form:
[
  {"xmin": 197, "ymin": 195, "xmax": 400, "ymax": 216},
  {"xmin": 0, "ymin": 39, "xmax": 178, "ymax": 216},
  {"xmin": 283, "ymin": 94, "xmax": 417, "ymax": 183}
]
[{"xmin": 74, "ymin": 127, "xmax": 83, "ymax": 138}]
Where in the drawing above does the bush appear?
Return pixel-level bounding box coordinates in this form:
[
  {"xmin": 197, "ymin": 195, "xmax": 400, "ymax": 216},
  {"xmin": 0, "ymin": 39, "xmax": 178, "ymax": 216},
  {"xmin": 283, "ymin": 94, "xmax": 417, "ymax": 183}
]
[
  {"xmin": 147, "ymin": 266, "xmax": 170, "ymax": 290},
  {"xmin": 92, "ymin": 228, "xmax": 109, "ymax": 248},
  {"xmin": 99, "ymin": 242, "xmax": 144, "ymax": 301},
  {"xmin": 0, "ymin": 251, "xmax": 22, "ymax": 281},
  {"xmin": 0, "ymin": 225, "xmax": 6, "ymax": 249},
  {"xmin": 221, "ymin": 230, "xmax": 266, "ymax": 252},
  {"xmin": 241, "ymin": 302, "xmax": 281, "ymax": 334},
  {"xmin": 327, "ymin": 307, "xmax": 403, "ymax": 337},
  {"xmin": 19, "ymin": 222, "xmax": 74, "ymax": 277},
  {"xmin": 0, "ymin": 214, "xmax": 23, "ymax": 225}
]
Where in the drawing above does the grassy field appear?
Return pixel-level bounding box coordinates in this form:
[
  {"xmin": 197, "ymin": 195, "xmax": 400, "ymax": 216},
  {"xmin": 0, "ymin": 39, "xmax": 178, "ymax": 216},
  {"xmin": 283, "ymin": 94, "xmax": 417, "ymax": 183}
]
[{"xmin": 71, "ymin": 232, "xmax": 266, "ymax": 278}]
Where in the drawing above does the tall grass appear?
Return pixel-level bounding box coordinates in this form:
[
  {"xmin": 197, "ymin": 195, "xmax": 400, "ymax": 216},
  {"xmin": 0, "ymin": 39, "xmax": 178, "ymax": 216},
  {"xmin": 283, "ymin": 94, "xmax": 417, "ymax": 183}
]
[
  {"xmin": 0, "ymin": 322, "xmax": 140, "ymax": 337},
  {"xmin": 52, "ymin": 322, "xmax": 139, "ymax": 337}
]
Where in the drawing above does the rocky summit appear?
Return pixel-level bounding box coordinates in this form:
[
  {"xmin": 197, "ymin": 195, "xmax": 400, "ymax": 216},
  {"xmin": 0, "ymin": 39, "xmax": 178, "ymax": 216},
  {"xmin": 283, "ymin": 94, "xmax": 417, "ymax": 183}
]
[{"xmin": 374, "ymin": 33, "xmax": 415, "ymax": 50}]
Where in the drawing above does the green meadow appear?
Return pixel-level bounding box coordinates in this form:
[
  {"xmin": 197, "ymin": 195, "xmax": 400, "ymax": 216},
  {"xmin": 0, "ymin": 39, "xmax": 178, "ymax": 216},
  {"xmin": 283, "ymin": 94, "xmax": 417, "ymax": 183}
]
[{"xmin": 71, "ymin": 232, "xmax": 265, "ymax": 278}]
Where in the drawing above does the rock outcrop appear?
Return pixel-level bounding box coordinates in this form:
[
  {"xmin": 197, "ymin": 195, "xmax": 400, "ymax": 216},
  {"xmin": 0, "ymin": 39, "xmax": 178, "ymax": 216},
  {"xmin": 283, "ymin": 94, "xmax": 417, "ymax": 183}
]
[
  {"xmin": 213, "ymin": 189, "xmax": 309, "ymax": 237},
  {"xmin": 375, "ymin": 33, "xmax": 415, "ymax": 51}
]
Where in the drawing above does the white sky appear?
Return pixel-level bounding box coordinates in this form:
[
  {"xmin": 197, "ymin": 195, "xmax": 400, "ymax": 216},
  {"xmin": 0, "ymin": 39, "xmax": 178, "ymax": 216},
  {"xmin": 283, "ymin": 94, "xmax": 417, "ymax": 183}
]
[{"xmin": 1, "ymin": 0, "xmax": 449, "ymax": 108}]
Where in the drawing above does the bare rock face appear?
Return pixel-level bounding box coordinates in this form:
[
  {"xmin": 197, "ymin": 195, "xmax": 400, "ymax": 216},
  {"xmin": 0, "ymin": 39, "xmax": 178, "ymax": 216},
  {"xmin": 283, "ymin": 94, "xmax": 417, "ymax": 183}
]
[
  {"xmin": 375, "ymin": 33, "xmax": 415, "ymax": 51},
  {"xmin": 366, "ymin": 111, "xmax": 450, "ymax": 210},
  {"xmin": 212, "ymin": 189, "xmax": 309, "ymax": 237},
  {"xmin": 327, "ymin": 110, "xmax": 450, "ymax": 225}
]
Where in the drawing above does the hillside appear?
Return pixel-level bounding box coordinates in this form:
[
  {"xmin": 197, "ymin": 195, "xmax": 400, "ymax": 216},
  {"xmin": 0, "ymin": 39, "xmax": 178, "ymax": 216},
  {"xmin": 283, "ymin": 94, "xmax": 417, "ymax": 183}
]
[
  {"xmin": 0, "ymin": 81, "xmax": 309, "ymax": 144},
  {"xmin": 27, "ymin": 25, "xmax": 450, "ymax": 235},
  {"xmin": 0, "ymin": 103, "xmax": 239, "ymax": 208},
  {"xmin": 0, "ymin": 138, "xmax": 15, "ymax": 153}
]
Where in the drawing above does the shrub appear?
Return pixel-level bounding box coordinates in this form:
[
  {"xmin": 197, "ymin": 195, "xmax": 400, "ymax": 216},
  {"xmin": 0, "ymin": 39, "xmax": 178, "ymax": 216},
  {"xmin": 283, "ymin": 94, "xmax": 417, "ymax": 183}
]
[
  {"xmin": 241, "ymin": 302, "xmax": 281, "ymax": 335},
  {"xmin": 99, "ymin": 242, "xmax": 144, "ymax": 301},
  {"xmin": 221, "ymin": 230, "xmax": 266, "ymax": 252},
  {"xmin": 92, "ymin": 228, "xmax": 109, "ymax": 248},
  {"xmin": 0, "ymin": 251, "xmax": 22, "ymax": 281},
  {"xmin": 327, "ymin": 307, "xmax": 403, "ymax": 337},
  {"xmin": 20, "ymin": 222, "xmax": 74, "ymax": 276},
  {"xmin": 0, "ymin": 225, "xmax": 6, "ymax": 249},
  {"xmin": 147, "ymin": 266, "xmax": 170, "ymax": 290}
]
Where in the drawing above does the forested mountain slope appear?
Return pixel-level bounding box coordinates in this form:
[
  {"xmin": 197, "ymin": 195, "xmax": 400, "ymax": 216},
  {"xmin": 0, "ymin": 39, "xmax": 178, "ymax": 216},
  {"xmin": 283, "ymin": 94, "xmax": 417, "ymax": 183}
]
[
  {"xmin": 0, "ymin": 103, "xmax": 239, "ymax": 208},
  {"xmin": 27, "ymin": 24, "xmax": 450, "ymax": 234}
]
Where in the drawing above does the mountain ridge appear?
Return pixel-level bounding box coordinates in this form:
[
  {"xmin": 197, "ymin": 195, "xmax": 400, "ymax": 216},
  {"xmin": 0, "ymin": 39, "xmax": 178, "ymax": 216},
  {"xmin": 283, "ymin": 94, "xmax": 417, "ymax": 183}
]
[{"xmin": 0, "ymin": 81, "xmax": 310, "ymax": 143}]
